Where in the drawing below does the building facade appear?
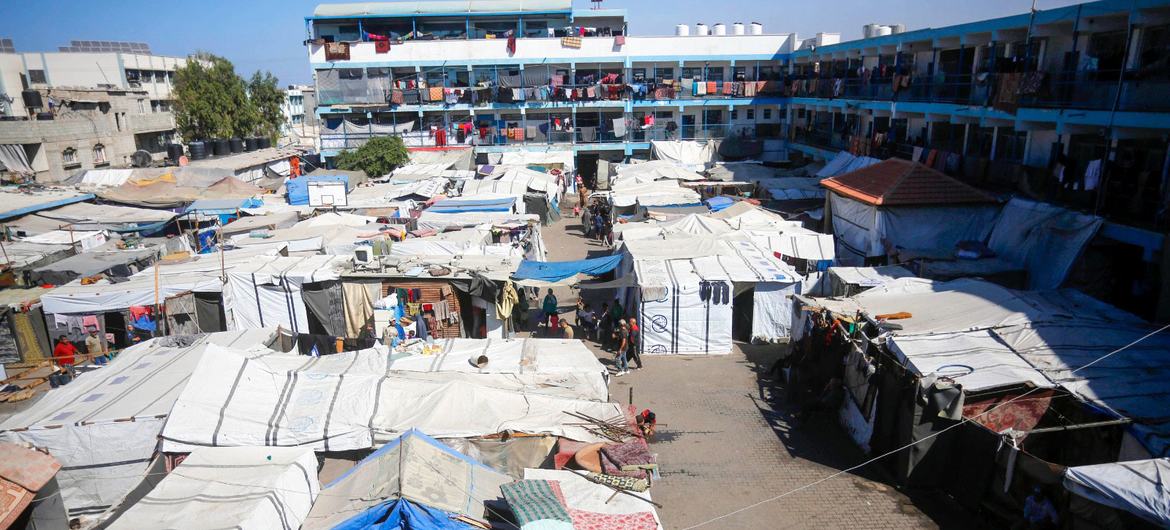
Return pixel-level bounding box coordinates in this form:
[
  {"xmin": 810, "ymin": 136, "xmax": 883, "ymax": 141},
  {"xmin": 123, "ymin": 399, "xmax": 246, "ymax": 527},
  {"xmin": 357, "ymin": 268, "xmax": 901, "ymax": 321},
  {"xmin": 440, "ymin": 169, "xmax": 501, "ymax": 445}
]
[
  {"xmin": 305, "ymin": 0, "xmax": 814, "ymax": 174},
  {"xmin": 282, "ymin": 84, "xmax": 319, "ymax": 149},
  {"xmin": 0, "ymin": 46, "xmax": 186, "ymax": 181},
  {"xmin": 783, "ymin": 0, "xmax": 1170, "ymax": 317}
]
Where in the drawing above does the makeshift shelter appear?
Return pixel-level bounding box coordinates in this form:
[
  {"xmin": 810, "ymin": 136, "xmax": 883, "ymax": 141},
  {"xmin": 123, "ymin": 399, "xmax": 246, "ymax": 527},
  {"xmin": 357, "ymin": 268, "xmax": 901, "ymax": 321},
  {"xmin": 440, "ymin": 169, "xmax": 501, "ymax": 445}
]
[
  {"xmin": 97, "ymin": 172, "xmax": 264, "ymax": 208},
  {"xmin": 650, "ymin": 140, "xmax": 719, "ymax": 170},
  {"xmin": 224, "ymin": 254, "xmax": 349, "ymax": 334},
  {"xmin": 606, "ymin": 181, "xmax": 702, "ymax": 209},
  {"xmin": 619, "ymin": 238, "xmax": 801, "ymax": 352},
  {"xmin": 0, "ymin": 442, "xmax": 64, "ymax": 530},
  {"xmin": 522, "ymin": 469, "xmax": 662, "ymax": 529},
  {"xmin": 825, "ymin": 265, "xmax": 915, "ymax": 296},
  {"xmin": 613, "ymin": 160, "xmax": 705, "ymax": 185},
  {"xmin": 6, "ymin": 202, "xmax": 176, "ymax": 236},
  {"xmin": 0, "ymin": 329, "xmax": 279, "ymax": 518},
  {"xmin": 28, "ymin": 248, "xmax": 156, "ymax": 286},
  {"xmin": 485, "ymin": 149, "xmax": 575, "ymax": 173},
  {"xmin": 159, "ymin": 344, "xmax": 626, "ymax": 453},
  {"xmin": 302, "ymin": 429, "xmax": 512, "ymax": 530},
  {"xmin": 815, "ymin": 151, "xmax": 881, "ymax": 178},
  {"xmin": 106, "ymin": 447, "xmax": 320, "ymax": 530},
  {"xmin": 821, "ymin": 158, "xmax": 1000, "ymax": 265},
  {"xmin": 706, "ymin": 162, "xmax": 780, "ymax": 182},
  {"xmin": 220, "ymin": 210, "xmax": 301, "ymax": 236},
  {"xmin": 0, "ymin": 188, "xmax": 93, "ymax": 222},
  {"xmin": 1064, "ymin": 458, "xmax": 1170, "ymax": 527}
]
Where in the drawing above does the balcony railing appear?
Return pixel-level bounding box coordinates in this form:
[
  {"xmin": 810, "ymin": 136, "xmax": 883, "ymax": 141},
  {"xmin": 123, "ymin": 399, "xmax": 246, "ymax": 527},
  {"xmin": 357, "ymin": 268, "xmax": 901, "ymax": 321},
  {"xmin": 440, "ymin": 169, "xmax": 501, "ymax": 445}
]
[
  {"xmin": 788, "ymin": 69, "xmax": 1170, "ymax": 112},
  {"xmin": 320, "ymin": 122, "xmax": 773, "ymax": 150}
]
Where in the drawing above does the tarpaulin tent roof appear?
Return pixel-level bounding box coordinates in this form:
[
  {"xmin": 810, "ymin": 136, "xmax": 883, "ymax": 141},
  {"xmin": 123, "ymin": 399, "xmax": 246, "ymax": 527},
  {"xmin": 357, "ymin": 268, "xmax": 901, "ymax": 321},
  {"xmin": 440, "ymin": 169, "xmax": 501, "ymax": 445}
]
[
  {"xmin": 487, "ymin": 166, "xmax": 561, "ymax": 194},
  {"xmin": 429, "ymin": 196, "xmax": 516, "ymax": 213},
  {"xmin": 485, "ymin": 149, "xmax": 575, "ymax": 173},
  {"xmin": 628, "ymin": 239, "xmax": 797, "ymax": 284},
  {"xmin": 513, "ymin": 254, "xmax": 623, "ymax": 282},
  {"xmin": 77, "ymin": 168, "xmax": 134, "ymax": 188},
  {"xmin": 28, "ymin": 202, "xmax": 175, "ymax": 233},
  {"xmin": 821, "ymin": 158, "xmax": 998, "ymax": 206},
  {"xmin": 828, "ymin": 265, "xmax": 916, "ymax": 289},
  {"xmin": 765, "ymin": 177, "xmax": 829, "ymax": 201},
  {"xmin": 814, "ymin": 151, "xmax": 881, "ymax": 178},
  {"xmin": 1064, "ymin": 458, "xmax": 1170, "ymax": 526},
  {"xmin": 221, "ymin": 211, "xmax": 301, "ymax": 236},
  {"xmin": 888, "ymin": 330, "xmax": 1056, "ymax": 392},
  {"xmin": 985, "ymin": 197, "xmax": 1103, "ymax": 290},
  {"xmin": 460, "ymin": 179, "xmax": 533, "ymax": 198},
  {"xmin": 302, "ymin": 429, "xmax": 511, "ymax": 530},
  {"xmin": 98, "ymin": 174, "xmax": 263, "ymax": 208},
  {"xmin": 30, "ymin": 248, "xmax": 156, "ymax": 285},
  {"xmin": 159, "ymin": 345, "xmax": 626, "ymax": 453},
  {"xmin": 650, "ymin": 140, "xmax": 718, "ymax": 170},
  {"xmin": 607, "ymin": 181, "xmax": 701, "ymax": 208},
  {"xmin": 614, "ymin": 160, "xmax": 705, "ymax": 184},
  {"xmin": 706, "ymin": 162, "xmax": 780, "ymax": 181},
  {"xmin": 0, "ymin": 241, "xmax": 72, "ymax": 269},
  {"xmin": 106, "ymin": 447, "xmax": 320, "ymax": 530},
  {"xmin": 228, "ymin": 223, "xmax": 373, "ymax": 255},
  {"xmin": 0, "ymin": 329, "xmax": 279, "ymax": 519},
  {"xmin": 0, "ymin": 188, "xmax": 94, "ymax": 221}
]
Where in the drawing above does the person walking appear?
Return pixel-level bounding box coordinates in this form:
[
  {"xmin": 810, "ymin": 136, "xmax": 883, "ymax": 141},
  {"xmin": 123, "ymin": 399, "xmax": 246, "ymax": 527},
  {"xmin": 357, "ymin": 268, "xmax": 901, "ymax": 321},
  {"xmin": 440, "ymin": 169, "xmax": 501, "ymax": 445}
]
[
  {"xmin": 599, "ymin": 302, "xmax": 613, "ymax": 350},
  {"xmin": 541, "ymin": 288, "xmax": 558, "ymax": 334},
  {"xmin": 627, "ymin": 317, "xmax": 643, "ymax": 370},
  {"xmin": 614, "ymin": 320, "xmax": 630, "ymax": 376},
  {"xmin": 84, "ymin": 329, "xmax": 108, "ymax": 366},
  {"xmin": 52, "ymin": 335, "xmax": 78, "ymax": 378}
]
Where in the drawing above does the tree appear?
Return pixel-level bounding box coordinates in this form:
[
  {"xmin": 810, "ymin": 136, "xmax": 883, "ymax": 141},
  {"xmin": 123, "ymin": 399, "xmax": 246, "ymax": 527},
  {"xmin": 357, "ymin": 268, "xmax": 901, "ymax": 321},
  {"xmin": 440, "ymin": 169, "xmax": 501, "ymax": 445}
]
[
  {"xmin": 247, "ymin": 71, "xmax": 285, "ymax": 142},
  {"xmin": 334, "ymin": 136, "xmax": 410, "ymax": 178},
  {"xmin": 172, "ymin": 52, "xmax": 285, "ymax": 142},
  {"xmin": 172, "ymin": 52, "xmax": 251, "ymax": 140}
]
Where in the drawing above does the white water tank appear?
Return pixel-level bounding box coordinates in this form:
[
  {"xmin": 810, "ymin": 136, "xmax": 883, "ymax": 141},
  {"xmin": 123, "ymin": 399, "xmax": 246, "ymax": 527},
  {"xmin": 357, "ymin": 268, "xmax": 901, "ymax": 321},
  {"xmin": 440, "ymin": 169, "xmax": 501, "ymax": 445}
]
[
  {"xmin": 863, "ymin": 24, "xmax": 880, "ymax": 39},
  {"xmin": 676, "ymin": 24, "xmax": 690, "ymax": 36},
  {"xmin": 875, "ymin": 25, "xmax": 893, "ymax": 37},
  {"xmin": 695, "ymin": 23, "xmax": 709, "ymax": 36},
  {"xmin": 713, "ymin": 23, "xmax": 727, "ymax": 36},
  {"xmin": 891, "ymin": 24, "xmax": 906, "ymax": 34},
  {"xmin": 749, "ymin": 22, "xmax": 763, "ymax": 35},
  {"xmin": 733, "ymin": 22, "xmax": 745, "ymax": 35}
]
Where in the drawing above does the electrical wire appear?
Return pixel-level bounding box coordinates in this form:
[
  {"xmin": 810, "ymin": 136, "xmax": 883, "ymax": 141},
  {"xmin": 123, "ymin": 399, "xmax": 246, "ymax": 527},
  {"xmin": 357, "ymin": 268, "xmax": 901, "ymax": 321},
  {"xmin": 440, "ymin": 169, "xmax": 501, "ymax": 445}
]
[{"xmin": 677, "ymin": 322, "xmax": 1170, "ymax": 530}]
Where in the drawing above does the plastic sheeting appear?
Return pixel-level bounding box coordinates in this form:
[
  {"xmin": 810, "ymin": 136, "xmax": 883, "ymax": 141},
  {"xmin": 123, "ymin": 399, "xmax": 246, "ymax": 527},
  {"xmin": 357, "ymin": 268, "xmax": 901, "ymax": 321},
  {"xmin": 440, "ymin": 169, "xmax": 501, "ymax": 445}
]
[
  {"xmin": 106, "ymin": 447, "xmax": 320, "ymax": 530},
  {"xmin": 305, "ymin": 430, "xmax": 510, "ymax": 530},
  {"xmin": 1064, "ymin": 458, "xmax": 1170, "ymax": 526},
  {"xmin": 429, "ymin": 196, "xmax": 516, "ymax": 213},
  {"xmin": 650, "ymin": 140, "xmax": 718, "ymax": 170},
  {"xmin": 0, "ymin": 144, "xmax": 33, "ymax": 174},
  {"xmin": 608, "ymin": 181, "xmax": 701, "ymax": 208},
  {"xmin": 614, "ymin": 160, "xmax": 705, "ymax": 184},
  {"xmin": 986, "ymin": 198, "xmax": 1103, "ymax": 290},
  {"xmin": 635, "ymin": 259, "xmax": 732, "ymax": 355},
  {"xmin": 224, "ymin": 255, "xmax": 347, "ymax": 334},
  {"xmin": 828, "ymin": 194, "xmax": 998, "ymax": 266},
  {"xmin": 815, "ymin": 152, "xmax": 881, "ymax": 178},
  {"xmin": 159, "ymin": 345, "xmax": 626, "ymax": 453},
  {"xmin": 514, "ymin": 255, "xmax": 623, "ymax": 282},
  {"xmin": 888, "ymin": 330, "xmax": 1055, "ymax": 392},
  {"xmin": 752, "ymin": 282, "xmax": 798, "ymax": 341},
  {"xmin": 78, "ymin": 169, "xmax": 134, "ymax": 188}
]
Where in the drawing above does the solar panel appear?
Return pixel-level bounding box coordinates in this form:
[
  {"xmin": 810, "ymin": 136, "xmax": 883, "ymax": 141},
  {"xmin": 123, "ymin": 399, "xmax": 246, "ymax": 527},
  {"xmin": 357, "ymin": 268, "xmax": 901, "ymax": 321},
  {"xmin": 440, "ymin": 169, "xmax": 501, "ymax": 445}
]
[
  {"xmin": 0, "ymin": 38, "xmax": 15, "ymax": 53},
  {"xmin": 59, "ymin": 40, "xmax": 151, "ymax": 53}
]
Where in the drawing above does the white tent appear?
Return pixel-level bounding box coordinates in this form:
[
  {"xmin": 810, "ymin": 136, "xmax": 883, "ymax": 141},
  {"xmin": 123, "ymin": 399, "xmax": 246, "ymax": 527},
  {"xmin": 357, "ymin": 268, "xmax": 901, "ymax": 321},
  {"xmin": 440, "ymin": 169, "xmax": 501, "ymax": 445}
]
[
  {"xmin": 613, "ymin": 160, "xmax": 705, "ymax": 185},
  {"xmin": 985, "ymin": 197, "xmax": 1102, "ymax": 290},
  {"xmin": 0, "ymin": 330, "xmax": 278, "ymax": 519},
  {"xmin": 160, "ymin": 344, "xmax": 626, "ymax": 452},
  {"xmin": 826, "ymin": 265, "xmax": 916, "ymax": 296},
  {"xmin": 487, "ymin": 166, "xmax": 562, "ymax": 195},
  {"xmin": 303, "ymin": 429, "xmax": 512, "ymax": 530},
  {"xmin": 79, "ymin": 169, "xmax": 134, "ymax": 188},
  {"xmin": 106, "ymin": 447, "xmax": 320, "ymax": 530},
  {"xmin": 607, "ymin": 181, "xmax": 701, "ymax": 208},
  {"xmin": 486, "ymin": 149, "xmax": 575, "ymax": 173},
  {"xmin": 815, "ymin": 151, "xmax": 880, "ymax": 178},
  {"xmin": 296, "ymin": 211, "xmax": 375, "ymax": 228},
  {"xmin": 224, "ymin": 255, "xmax": 348, "ymax": 333},
  {"xmin": 1064, "ymin": 458, "xmax": 1170, "ymax": 526},
  {"xmin": 888, "ymin": 330, "xmax": 1056, "ymax": 392},
  {"xmin": 650, "ymin": 140, "xmax": 718, "ymax": 170},
  {"xmin": 828, "ymin": 193, "xmax": 999, "ymax": 265}
]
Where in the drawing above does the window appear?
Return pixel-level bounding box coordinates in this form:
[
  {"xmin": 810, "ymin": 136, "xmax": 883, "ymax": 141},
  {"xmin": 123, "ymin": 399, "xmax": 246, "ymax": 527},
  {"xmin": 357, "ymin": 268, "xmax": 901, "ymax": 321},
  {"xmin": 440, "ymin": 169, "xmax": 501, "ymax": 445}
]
[
  {"xmin": 125, "ymin": 69, "xmax": 140, "ymax": 85},
  {"xmin": 763, "ymin": 108, "xmax": 772, "ymax": 119},
  {"xmin": 730, "ymin": 110, "xmax": 738, "ymax": 120},
  {"xmin": 746, "ymin": 108, "xmax": 755, "ymax": 120},
  {"xmin": 681, "ymin": 67, "xmax": 700, "ymax": 79},
  {"xmin": 733, "ymin": 66, "xmax": 746, "ymax": 81},
  {"xmin": 654, "ymin": 67, "xmax": 674, "ymax": 80},
  {"xmin": 631, "ymin": 68, "xmax": 646, "ymax": 82},
  {"xmin": 138, "ymin": 99, "xmax": 146, "ymax": 113},
  {"xmin": 93, "ymin": 144, "xmax": 107, "ymax": 164},
  {"xmin": 62, "ymin": 148, "xmax": 78, "ymax": 166},
  {"xmin": 655, "ymin": 111, "xmax": 672, "ymax": 119},
  {"xmin": 705, "ymin": 68, "xmax": 724, "ymax": 82},
  {"xmin": 28, "ymin": 69, "xmax": 46, "ymax": 84}
]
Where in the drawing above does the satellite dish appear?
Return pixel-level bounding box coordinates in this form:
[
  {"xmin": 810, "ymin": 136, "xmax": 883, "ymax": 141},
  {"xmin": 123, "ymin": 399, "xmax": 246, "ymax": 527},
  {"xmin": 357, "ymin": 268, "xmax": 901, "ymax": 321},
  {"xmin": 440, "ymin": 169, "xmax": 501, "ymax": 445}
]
[{"xmin": 130, "ymin": 149, "xmax": 153, "ymax": 168}]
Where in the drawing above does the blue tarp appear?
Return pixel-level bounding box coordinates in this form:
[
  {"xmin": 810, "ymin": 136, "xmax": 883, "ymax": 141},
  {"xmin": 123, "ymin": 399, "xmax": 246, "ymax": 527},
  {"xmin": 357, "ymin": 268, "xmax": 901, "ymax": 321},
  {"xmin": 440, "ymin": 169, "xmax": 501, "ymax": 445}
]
[
  {"xmin": 428, "ymin": 197, "xmax": 515, "ymax": 213},
  {"xmin": 333, "ymin": 499, "xmax": 472, "ymax": 530},
  {"xmin": 513, "ymin": 254, "xmax": 623, "ymax": 282},
  {"xmin": 706, "ymin": 196, "xmax": 735, "ymax": 212},
  {"xmin": 287, "ymin": 175, "xmax": 349, "ymax": 206}
]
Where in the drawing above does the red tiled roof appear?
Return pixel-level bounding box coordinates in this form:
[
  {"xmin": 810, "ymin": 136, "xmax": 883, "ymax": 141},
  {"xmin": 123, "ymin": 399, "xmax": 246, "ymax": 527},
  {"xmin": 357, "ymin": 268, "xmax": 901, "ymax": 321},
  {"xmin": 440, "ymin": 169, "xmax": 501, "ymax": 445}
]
[{"xmin": 820, "ymin": 158, "xmax": 998, "ymax": 206}]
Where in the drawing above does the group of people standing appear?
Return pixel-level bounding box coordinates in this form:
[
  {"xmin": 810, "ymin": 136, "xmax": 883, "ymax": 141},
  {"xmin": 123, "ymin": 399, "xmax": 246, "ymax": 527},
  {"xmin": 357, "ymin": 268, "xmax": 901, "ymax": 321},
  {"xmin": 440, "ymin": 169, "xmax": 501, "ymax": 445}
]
[
  {"xmin": 576, "ymin": 298, "xmax": 641, "ymax": 376},
  {"xmin": 582, "ymin": 201, "xmax": 614, "ymax": 246}
]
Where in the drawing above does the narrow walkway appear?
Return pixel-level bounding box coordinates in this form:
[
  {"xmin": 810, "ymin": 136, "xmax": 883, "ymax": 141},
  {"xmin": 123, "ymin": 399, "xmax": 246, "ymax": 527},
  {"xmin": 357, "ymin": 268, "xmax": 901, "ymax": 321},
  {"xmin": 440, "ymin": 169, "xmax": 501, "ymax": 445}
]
[{"xmin": 539, "ymin": 197, "xmax": 967, "ymax": 529}]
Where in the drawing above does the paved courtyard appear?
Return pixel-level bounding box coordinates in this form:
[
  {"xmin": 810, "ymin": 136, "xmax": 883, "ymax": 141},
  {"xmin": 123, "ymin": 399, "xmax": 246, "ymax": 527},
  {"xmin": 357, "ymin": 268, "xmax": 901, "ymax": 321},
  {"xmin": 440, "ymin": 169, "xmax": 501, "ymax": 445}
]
[{"xmin": 539, "ymin": 201, "xmax": 972, "ymax": 529}]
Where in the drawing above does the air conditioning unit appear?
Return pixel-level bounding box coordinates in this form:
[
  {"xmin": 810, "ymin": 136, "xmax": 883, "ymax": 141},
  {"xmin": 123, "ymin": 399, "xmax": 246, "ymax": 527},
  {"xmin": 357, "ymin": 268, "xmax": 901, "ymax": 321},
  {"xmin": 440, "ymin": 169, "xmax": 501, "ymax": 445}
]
[{"xmin": 354, "ymin": 247, "xmax": 372, "ymax": 264}]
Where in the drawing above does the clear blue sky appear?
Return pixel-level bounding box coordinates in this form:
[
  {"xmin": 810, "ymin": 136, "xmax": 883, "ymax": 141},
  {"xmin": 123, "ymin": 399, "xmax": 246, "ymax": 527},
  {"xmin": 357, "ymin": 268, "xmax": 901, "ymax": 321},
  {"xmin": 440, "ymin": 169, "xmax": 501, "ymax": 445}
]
[{"xmin": 1, "ymin": 0, "xmax": 1082, "ymax": 85}]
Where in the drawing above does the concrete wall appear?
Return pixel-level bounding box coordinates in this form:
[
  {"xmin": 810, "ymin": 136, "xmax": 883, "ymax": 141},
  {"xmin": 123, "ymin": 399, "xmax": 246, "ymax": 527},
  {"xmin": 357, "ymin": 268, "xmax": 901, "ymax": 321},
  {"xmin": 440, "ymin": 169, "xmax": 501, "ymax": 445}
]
[{"xmin": 0, "ymin": 54, "xmax": 26, "ymax": 117}]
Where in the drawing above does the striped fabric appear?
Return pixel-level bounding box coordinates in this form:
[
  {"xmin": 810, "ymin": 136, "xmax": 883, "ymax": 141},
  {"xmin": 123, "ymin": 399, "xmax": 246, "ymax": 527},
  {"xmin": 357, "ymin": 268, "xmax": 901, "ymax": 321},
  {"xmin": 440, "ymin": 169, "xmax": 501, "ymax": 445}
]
[{"xmin": 501, "ymin": 480, "xmax": 572, "ymax": 526}]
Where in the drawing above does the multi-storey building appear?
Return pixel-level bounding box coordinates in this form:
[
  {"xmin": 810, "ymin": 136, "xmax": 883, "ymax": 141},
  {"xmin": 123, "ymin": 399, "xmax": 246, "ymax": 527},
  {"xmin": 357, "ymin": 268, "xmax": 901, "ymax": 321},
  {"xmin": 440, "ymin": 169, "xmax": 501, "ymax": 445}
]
[
  {"xmin": 305, "ymin": 0, "xmax": 817, "ymax": 175},
  {"xmin": 784, "ymin": 0, "xmax": 1170, "ymax": 317},
  {"xmin": 282, "ymin": 84, "xmax": 319, "ymax": 149},
  {"xmin": 0, "ymin": 42, "xmax": 186, "ymax": 181}
]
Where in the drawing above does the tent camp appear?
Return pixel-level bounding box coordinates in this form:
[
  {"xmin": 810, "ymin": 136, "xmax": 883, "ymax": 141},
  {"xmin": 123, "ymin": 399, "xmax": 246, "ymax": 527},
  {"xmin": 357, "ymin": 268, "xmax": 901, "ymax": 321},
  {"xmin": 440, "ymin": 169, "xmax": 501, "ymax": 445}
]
[
  {"xmin": 613, "ymin": 160, "xmax": 705, "ymax": 186},
  {"xmin": 617, "ymin": 238, "xmax": 801, "ymax": 352},
  {"xmin": 821, "ymin": 158, "xmax": 1000, "ymax": 265},
  {"xmin": 1064, "ymin": 458, "xmax": 1170, "ymax": 527},
  {"xmin": 815, "ymin": 151, "xmax": 881, "ymax": 178},
  {"xmin": 159, "ymin": 344, "xmax": 626, "ymax": 453},
  {"xmin": 302, "ymin": 429, "xmax": 512, "ymax": 530},
  {"xmin": 106, "ymin": 447, "xmax": 320, "ymax": 530},
  {"xmin": 650, "ymin": 140, "xmax": 719, "ymax": 170},
  {"xmin": 0, "ymin": 330, "xmax": 279, "ymax": 519},
  {"xmin": 28, "ymin": 248, "xmax": 157, "ymax": 286},
  {"xmin": 5, "ymin": 202, "xmax": 176, "ymax": 236}
]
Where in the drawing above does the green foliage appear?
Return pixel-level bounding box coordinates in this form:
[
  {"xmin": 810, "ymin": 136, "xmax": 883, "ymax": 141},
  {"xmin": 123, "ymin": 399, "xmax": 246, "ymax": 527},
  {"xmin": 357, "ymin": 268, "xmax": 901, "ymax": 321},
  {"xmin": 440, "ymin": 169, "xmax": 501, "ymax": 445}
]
[
  {"xmin": 172, "ymin": 52, "xmax": 285, "ymax": 142},
  {"xmin": 334, "ymin": 136, "xmax": 410, "ymax": 178}
]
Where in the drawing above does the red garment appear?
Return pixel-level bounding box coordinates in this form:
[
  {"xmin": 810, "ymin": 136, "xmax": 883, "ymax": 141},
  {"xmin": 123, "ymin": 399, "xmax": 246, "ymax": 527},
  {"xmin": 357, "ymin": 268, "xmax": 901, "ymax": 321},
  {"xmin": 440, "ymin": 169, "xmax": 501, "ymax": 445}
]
[
  {"xmin": 129, "ymin": 305, "xmax": 152, "ymax": 320},
  {"xmin": 375, "ymin": 40, "xmax": 391, "ymax": 54},
  {"xmin": 506, "ymin": 35, "xmax": 516, "ymax": 55},
  {"xmin": 434, "ymin": 129, "xmax": 447, "ymax": 147},
  {"xmin": 53, "ymin": 341, "xmax": 78, "ymax": 366}
]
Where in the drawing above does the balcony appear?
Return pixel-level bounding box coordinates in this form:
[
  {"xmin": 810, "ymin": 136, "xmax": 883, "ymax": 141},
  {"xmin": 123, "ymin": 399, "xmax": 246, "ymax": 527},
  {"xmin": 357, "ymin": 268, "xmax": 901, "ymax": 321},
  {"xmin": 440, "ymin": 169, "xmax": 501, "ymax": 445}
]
[
  {"xmin": 788, "ymin": 69, "xmax": 1170, "ymax": 113},
  {"xmin": 128, "ymin": 112, "xmax": 176, "ymax": 133},
  {"xmin": 320, "ymin": 122, "xmax": 776, "ymax": 151}
]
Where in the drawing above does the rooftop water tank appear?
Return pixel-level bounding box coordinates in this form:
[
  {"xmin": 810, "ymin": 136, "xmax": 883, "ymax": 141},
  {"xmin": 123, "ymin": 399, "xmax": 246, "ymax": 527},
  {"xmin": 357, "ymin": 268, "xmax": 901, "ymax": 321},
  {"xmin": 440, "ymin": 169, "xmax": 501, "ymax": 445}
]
[
  {"xmin": 876, "ymin": 25, "xmax": 893, "ymax": 37},
  {"xmin": 695, "ymin": 23, "xmax": 709, "ymax": 36},
  {"xmin": 733, "ymin": 22, "xmax": 745, "ymax": 36},
  {"xmin": 891, "ymin": 24, "xmax": 906, "ymax": 34},
  {"xmin": 750, "ymin": 22, "xmax": 763, "ymax": 35},
  {"xmin": 713, "ymin": 23, "xmax": 727, "ymax": 36},
  {"xmin": 676, "ymin": 24, "xmax": 690, "ymax": 37},
  {"xmin": 863, "ymin": 24, "xmax": 880, "ymax": 39}
]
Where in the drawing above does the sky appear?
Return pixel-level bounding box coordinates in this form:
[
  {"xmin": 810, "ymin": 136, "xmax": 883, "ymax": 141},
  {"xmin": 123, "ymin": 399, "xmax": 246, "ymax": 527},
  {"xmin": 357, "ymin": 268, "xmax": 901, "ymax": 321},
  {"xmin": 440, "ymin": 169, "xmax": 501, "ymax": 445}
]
[{"xmin": 1, "ymin": 0, "xmax": 1084, "ymax": 85}]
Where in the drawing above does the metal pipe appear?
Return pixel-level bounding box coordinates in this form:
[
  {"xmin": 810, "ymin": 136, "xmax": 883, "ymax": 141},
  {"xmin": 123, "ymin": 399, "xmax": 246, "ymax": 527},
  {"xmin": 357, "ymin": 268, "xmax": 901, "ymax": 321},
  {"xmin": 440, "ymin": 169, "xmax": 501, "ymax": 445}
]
[{"xmin": 1026, "ymin": 417, "xmax": 1132, "ymax": 434}]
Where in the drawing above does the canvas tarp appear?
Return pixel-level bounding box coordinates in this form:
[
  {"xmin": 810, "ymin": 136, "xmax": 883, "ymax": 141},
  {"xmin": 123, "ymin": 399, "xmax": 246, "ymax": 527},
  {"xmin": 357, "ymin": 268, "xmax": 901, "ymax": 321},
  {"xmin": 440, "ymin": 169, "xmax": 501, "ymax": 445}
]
[
  {"xmin": 650, "ymin": 140, "xmax": 718, "ymax": 170},
  {"xmin": 0, "ymin": 330, "xmax": 278, "ymax": 518},
  {"xmin": 221, "ymin": 211, "xmax": 301, "ymax": 236},
  {"xmin": 828, "ymin": 194, "xmax": 998, "ymax": 265},
  {"xmin": 706, "ymin": 162, "xmax": 779, "ymax": 182},
  {"xmin": 614, "ymin": 160, "xmax": 705, "ymax": 185},
  {"xmin": 635, "ymin": 259, "xmax": 733, "ymax": 355},
  {"xmin": 303, "ymin": 429, "xmax": 511, "ymax": 530},
  {"xmin": 224, "ymin": 255, "xmax": 348, "ymax": 334},
  {"xmin": 26, "ymin": 202, "xmax": 176, "ymax": 234},
  {"xmin": 106, "ymin": 447, "xmax": 320, "ymax": 530},
  {"xmin": 78, "ymin": 169, "xmax": 134, "ymax": 188},
  {"xmin": 342, "ymin": 280, "xmax": 381, "ymax": 338},
  {"xmin": 888, "ymin": 330, "xmax": 1056, "ymax": 392},
  {"xmin": 0, "ymin": 241, "xmax": 73, "ymax": 269},
  {"xmin": 752, "ymin": 282, "xmax": 799, "ymax": 342},
  {"xmin": 429, "ymin": 196, "xmax": 516, "ymax": 213},
  {"xmin": 29, "ymin": 248, "xmax": 155, "ymax": 286},
  {"xmin": 815, "ymin": 152, "xmax": 881, "ymax": 178},
  {"xmin": 1063, "ymin": 458, "xmax": 1170, "ymax": 526},
  {"xmin": 986, "ymin": 197, "xmax": 1103, "ymax": 290},
  {"xmin": 608, "ymin": 181, "xmax": 701, "ymax": 208},
  {"xmin": 486, "ymin": 150, "xmax": 574, "ymax": 173},
  {"xmin": 159, "ymin": 345, "xmax": 626, "ymax": 453},
  {"xmin": 488, "ymin": 166, "xmax": 561, "ymax": 195},
  {"xmin": 513, "ymin": 255, "xmax": 623, "ymax": 283}
]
